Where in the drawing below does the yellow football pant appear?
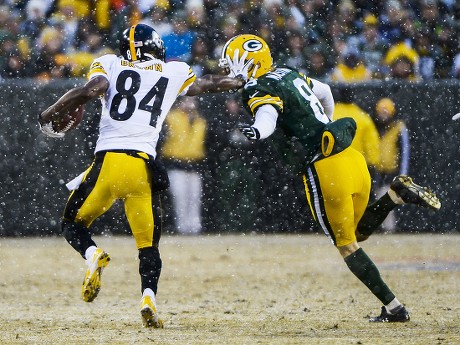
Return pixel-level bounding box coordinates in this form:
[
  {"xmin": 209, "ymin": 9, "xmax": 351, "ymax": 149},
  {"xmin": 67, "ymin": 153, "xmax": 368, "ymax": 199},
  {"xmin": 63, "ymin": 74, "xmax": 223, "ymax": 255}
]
[
  {"xmin": 303, "ymin": 147, "xmax": 371, "ymax": 247},
  {"xmin": 63, "ymin": 151, "xmax": 160, "ymax": 249}
]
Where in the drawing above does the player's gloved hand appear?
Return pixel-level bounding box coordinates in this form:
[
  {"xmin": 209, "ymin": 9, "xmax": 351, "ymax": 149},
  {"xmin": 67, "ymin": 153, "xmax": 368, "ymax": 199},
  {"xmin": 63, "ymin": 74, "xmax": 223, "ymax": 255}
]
[
  {"xmin": 238, "ymin": 123, "xmax": 260, "ymax": 140},
  {"xmin": 38, "ymin": 113, "xmax": 65, "ymax": 138},
  {"xmin": 226, "ymin": 49, "xmax": 254, "ymax": 82}
]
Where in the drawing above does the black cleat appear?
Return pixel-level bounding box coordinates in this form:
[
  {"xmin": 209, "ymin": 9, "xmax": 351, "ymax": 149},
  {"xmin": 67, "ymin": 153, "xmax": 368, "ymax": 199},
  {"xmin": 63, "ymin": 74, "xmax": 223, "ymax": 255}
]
[
  {"xmin": 390, "ymin": 175, "xmax": 441, "ymax": 211},
  {"xmin": 369, "ymin": 306, "xmax": 411, "ymax": 323}
]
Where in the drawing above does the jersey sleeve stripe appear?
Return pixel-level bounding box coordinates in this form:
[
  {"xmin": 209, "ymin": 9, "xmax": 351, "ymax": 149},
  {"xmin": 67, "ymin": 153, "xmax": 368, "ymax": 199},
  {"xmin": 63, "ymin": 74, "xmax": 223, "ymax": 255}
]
[
  {"xmin": 178, "ymin": 70, "xmax": 197, "ymax": 94},
  {"xmin": 87, "ymin": 62, "xmax": 107, "ymax": 79},
  {"xmin": 248, "ymin": 95, "xmax": 283, "ymax": 113}
]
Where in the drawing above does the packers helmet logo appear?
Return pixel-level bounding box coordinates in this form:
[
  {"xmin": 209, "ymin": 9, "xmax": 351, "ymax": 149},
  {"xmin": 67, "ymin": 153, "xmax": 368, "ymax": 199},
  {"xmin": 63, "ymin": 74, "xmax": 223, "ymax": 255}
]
[{"xmin": 243, "ymin": 39, "xmax": 263, "ymax": 52}]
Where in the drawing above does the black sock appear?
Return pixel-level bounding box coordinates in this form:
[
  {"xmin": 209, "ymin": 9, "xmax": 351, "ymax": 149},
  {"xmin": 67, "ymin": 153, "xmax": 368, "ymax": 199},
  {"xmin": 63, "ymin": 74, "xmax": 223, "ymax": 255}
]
[
  {"xmin": 344, "ymin": 248, "xmax": 395, "ymax": 305},
  {"xmin": 357, "ymin": 193, "xmax": 397, "ymax": 237},
  {"xmin": 139, "ymin": 246, "xmax": 162, "ymax": 294},
  {"xmin": 62, "ymin": 220, "xmax": 96, "ymax": 258}
]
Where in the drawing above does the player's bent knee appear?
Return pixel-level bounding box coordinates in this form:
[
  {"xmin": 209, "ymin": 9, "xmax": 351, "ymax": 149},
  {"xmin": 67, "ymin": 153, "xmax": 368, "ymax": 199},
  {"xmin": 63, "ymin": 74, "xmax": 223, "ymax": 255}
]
[{"xmin": 337, "ymin": 241, "xmax": 360, "ymax": 258}]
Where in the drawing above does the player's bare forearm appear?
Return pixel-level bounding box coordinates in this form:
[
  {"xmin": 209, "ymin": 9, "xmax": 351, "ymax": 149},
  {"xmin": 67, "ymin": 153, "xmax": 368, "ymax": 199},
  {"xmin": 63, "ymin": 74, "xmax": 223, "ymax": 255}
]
[
  {"xmin": 40, "ymin": 76, "xmax": 109, "ymax": 123},
  {"xmin": 186, "ymin": 75, "xmax": 244, "ymax": 96},
  {"xmin": 40, "ymin": 88, "xmax": 86, "ymax": 123}
]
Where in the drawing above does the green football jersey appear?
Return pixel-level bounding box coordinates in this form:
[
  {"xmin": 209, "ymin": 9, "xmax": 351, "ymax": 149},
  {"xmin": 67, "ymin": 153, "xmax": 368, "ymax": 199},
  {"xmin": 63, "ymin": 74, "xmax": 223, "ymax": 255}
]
[{"xmin": 242, "ymin": 66, "xmax": 331, "ymax": 173}]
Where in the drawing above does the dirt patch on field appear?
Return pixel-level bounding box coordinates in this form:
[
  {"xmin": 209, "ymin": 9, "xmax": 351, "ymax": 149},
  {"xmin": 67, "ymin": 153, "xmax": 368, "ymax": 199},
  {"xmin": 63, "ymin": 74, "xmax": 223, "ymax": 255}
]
[{"xmin": 0, "ymin": 234, "xmax": 459, "ymax": 344}]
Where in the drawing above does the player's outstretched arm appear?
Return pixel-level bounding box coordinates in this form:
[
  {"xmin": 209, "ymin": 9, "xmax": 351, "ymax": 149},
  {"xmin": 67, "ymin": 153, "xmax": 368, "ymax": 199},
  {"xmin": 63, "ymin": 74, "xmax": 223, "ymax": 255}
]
[
  {"xmin": 39, "ymin": 76, "xmax": 109, "ymax": 124},
  {"xmin": 186, "ymin": 74, "xmax": 245, "ymax": 96},
  {"xmin": 186, "ymin": 51, "xmax": 252, "ymax": 96}
]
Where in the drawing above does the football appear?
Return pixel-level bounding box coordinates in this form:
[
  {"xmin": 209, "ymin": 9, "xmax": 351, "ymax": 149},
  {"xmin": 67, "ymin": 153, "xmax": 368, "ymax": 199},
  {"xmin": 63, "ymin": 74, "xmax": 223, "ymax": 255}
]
[{"xmin": 52, "ymin": 105, "xmax": 85, "ymax": 133}]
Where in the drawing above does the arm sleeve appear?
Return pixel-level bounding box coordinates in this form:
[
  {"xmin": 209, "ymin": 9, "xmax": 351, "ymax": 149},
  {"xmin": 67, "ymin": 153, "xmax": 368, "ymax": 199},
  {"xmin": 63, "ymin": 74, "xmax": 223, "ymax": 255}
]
[
  {"xmin": 252, "ymin": 104, "xmax": 279, "ymax": 139},
  {"xmin": 310, "ymin": 78, "xmax": 334, "ymax": 119}
]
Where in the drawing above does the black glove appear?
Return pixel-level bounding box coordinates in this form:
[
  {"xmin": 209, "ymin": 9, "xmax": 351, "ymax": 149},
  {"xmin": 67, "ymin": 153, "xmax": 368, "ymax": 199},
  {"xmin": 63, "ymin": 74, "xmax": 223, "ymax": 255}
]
[{"xmin": 238, "ymin": 124, "xmax": 260, "ymax": 140}]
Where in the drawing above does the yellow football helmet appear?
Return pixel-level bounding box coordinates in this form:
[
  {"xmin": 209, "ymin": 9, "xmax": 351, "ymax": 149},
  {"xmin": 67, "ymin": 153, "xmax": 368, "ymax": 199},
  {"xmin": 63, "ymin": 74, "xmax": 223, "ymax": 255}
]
[{"xmin": 219, "ymin": 34, "xmax": 273, "ymax": 79}]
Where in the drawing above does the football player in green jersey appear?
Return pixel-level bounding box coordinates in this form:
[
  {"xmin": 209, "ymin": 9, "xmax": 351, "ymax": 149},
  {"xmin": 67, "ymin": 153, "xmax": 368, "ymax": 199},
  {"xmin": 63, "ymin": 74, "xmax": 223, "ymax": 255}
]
[{"xmin": 219, "ymin": 34, "xmax": 441, "ymax": 323}]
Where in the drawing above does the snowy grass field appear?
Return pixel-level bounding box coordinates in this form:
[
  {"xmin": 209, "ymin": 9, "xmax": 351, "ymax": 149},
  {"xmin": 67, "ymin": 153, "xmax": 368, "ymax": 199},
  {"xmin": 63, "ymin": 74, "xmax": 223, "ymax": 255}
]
[{"xmin": 0, "ymin": 233, "xmax": 459, "ymax": 345}]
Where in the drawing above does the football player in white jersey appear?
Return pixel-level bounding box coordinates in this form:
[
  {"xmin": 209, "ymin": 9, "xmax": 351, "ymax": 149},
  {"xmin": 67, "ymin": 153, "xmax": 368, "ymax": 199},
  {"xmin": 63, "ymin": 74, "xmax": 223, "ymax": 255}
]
[{"xmin": 38, "ymin": 23, "xmax": 248, "ymax": 328}]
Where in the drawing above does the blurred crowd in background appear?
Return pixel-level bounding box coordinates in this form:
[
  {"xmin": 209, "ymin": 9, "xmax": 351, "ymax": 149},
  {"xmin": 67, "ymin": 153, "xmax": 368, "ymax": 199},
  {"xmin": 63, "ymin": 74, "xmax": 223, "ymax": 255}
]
[{"xmin": 1, "ymin": 0, "xmax": 460, "ymax": 82}]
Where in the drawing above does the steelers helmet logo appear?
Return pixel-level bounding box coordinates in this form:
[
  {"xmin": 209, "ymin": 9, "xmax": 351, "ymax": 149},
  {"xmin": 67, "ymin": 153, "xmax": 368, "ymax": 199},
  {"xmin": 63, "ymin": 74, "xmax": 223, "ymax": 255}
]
[{"xmin": 243, "ymin": 39, "xmax": 263, "ymax": 52}]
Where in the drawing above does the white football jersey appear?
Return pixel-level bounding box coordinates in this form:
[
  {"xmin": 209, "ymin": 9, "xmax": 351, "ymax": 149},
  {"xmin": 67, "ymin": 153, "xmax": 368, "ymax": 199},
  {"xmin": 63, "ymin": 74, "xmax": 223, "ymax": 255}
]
[{"xmin": 87, "ymin": 54, "xmax": 196, "ymax": 157}]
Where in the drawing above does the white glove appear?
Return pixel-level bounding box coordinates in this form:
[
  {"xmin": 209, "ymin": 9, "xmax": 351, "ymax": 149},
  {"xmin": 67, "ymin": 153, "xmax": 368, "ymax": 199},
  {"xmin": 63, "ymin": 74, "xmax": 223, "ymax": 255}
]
[
  {"xmin": 38, "ymin": 121, "xmax": 65, "ymax": 138},
  {"xmin": 226, "ymin": 49, "xmax": 254, "ymax": 82}
]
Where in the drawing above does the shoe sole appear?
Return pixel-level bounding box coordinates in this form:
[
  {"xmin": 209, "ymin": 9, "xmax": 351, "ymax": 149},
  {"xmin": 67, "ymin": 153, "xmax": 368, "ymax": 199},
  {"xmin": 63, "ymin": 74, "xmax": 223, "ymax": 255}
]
[
  {"xmin": 141, "ymin": 306, "xmax": 164, "ymax": 328},
  {"xmin": 81, "ymin": 252, "xmax": 110, "ymax": 302},
  {"xmin": 369, "ymin": 314, "xmax": 410, "ymax": 322},
  {"xmin": 369, "ymin": 317, "xmax": 410, "ymax": 322},
  {"xmin": 393, "ymin": 175, "xmax": 441, "ymax": 211}
]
